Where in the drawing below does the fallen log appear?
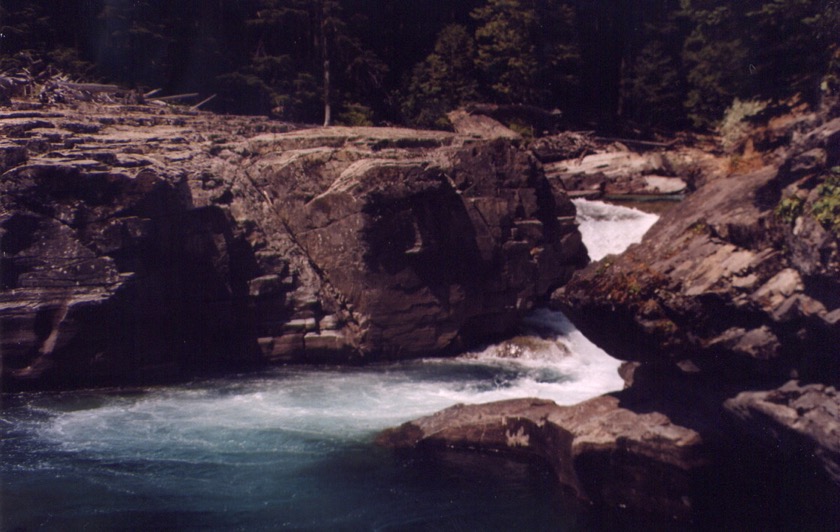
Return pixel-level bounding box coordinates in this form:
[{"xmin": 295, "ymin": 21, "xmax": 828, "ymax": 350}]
[
  {"xmin": 154, "ymin": 93, "xmax": 200, "ymax": 102},
  {"xmin": 594, "ymin": 136, "xmax": 676, "ymax": 149},
  {"xmin": 58, "ymin": 82, "xmax": 121, "ymax": 93},
  {"xmin": 191, "ymin": 94, "xmax": 217, "ymax": 111}
]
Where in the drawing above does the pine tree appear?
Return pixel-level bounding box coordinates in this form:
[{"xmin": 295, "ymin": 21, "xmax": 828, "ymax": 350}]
[
  {"xmin": 403, "ymin": 24, "xmax": 479, "ymax": 127},
  {"xmin": 680, "ymin": 1, "xmax": 751, "ymax": 129},
  {"xmin": 745, "ymin": 0, "xmax": 834, "ymax": 103},
  {"xmin": 533, "ymin": 0, "xmax": 581, "ymax": 110},
  {"xmin": 0, "ymin": 1, "xmax": 56, "ymax": 60},
  {"xmin": 533, "ymin": 0, "xmax": 582, "ymax": 115},
  {"xmin": 471, "ymin": 0, "xmax": 539, "ymax": 104},
  {"xmin": 224, "ymin": 0, "xmax": 384, "ymax": 122},
  {"xmin": 619, "ymin": 0, "xmax": 685, "ymax": 128},
  {"xmin": 98, "ymin": 0, "xmax": 172, "ymax": 88}
]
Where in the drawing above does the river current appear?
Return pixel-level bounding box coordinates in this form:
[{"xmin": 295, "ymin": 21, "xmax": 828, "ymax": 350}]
[{"xmin": 1, "ymin": 200, "xmax": 659, "ymax": 531}]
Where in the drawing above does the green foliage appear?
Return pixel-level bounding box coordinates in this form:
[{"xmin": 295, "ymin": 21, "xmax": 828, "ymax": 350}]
[
  {"xmin": 403, "ymin": 24, "xmax": 479, "ymax": 128},
  {"xmin": 775, "ymin": 196, "xmax": 805, "ymax": 225},
  {"xmin": 718, "ymin": 98, "xmax": 767, "ymax": 152},
  {"xmin": 403, "ymin": 0, "xmax": 581, "ymax": 126},
  {"xmin": 622, "ymin": 40, "xmax": 683, "ymax": 127},
  {"xmin": 2, "ymin": 0, "xmax": 836, "ymax": 130},
  {"xmin": 336, "ymin": 103, "xmax": 374, "ymax": 126},
  {"xmin": 680, "ymin": 1, "xmax": 750, "ymax": 129},
  {"xmin": 680, "ymin": 0, "xmax": 837, "ymax": 129},
  {"xmin": 506, "ymin": 119, "xmax": 534, "ymax": 138},
  {"xmin": 745, "ymin": 0, "xmax": 832, "ymax": 101},
  {"xmin": 243, "ymin": 0, "xmax": 386, "ymax": 123},
  {"xmin": 812, "ymin": 168, "xmax": 840, "ymax": 236},
  {"xmin": 471, "ymin": 0, "xmax": 539, "ymax": 104},
  {"xmin": 47, "ymin": 47, "xmax": 98, "ymax": 80},
  {"xmin": 98, "ymin": 0, "xmax": 172, "ymax": 87},
  {"xmin": 532, "ymin": 0, "xmax": 581, "ymax": 113},
  {"xmin": 688, "ymin": 221, "xmax": 710, "ymax": 235},
  {"xmin": 0, "ymin": 2, "xmax": 54, "ymax": 53},
  {"xmin": 216, "ymin": 72, "xmax": 274, "ymax": 116}
]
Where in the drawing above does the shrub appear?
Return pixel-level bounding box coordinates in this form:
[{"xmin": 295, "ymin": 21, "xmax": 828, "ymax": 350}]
[
  {"xmin": 718, "ymin": 98, "xmax": 767, "ymax": 152},
  {"xmin": 812, "ymin": 168, "xmax": 840, "ymax": 236},
  {"xmin": 775, "ymin": 196, "xmax": 805, "ymax": 225}
]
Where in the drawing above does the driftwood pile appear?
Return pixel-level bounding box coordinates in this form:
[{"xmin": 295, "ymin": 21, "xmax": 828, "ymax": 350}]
[{"xmin": 0, "ymin": 58, "xmax": 214, "ymax": 109}]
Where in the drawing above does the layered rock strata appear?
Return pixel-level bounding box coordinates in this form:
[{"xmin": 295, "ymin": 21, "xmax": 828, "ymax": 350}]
[
  {"xmin": 556, "ymin": 116, "xmax": 840, "ymax": 383},
  {"xmin": 0, "ymin": 101, "xmax": 587, "ymax": 390},
  {"xmin": 550, "ymin": 112, "xmax": 840, "ymax": 496},
  {"xmin": 377, "ymin": 391, "xmax": 712, "ymax": 520}
]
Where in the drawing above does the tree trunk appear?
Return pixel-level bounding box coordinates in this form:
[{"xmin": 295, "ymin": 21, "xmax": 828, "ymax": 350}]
[
  {"xmin": 321, "ymin": 1, "xmax": 331, "ymax": 127},
  {"xmin": 323, "ymin": 58, "xmax": 331, "ymax": 126}
]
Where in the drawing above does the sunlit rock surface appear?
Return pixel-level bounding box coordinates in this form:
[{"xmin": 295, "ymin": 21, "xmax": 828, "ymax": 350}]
[{"xmin": 378, "ymin": 391, "xmax": 711, "ymax": 520}]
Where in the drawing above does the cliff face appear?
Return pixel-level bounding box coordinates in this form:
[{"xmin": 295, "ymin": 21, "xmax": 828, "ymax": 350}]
[{"xmin": 0, "ymin": 102, "xmax": 587, "ymax": 390}]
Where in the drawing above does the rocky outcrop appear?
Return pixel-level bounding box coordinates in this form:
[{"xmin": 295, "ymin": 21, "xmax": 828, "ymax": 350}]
[
  {"xmin": 378, "ymin": 111, "xmax": 840, "ymax": 523},
  {"xmin": 378, "ymin": 391, "xmax": 712, "ymax": 520},
  {"xmin": 379, "ymin": 368, "xmax": 840, "ymax": 525},
  {"xmin": 540, "ymin": 135, "xmax": 722, "ymax": 201},
  {"xmin": 0, "ymin": 100, "xmax": 587, "ymax": 390},
  {"xmin": 446, "ymin": 109, "xmax": 521, "ymax": 140},
  {"xmin": 544, "ymin": 113, "xmax": 840, "ymax": 504},
  {"xmin": 725, "ymin": 381, "xmax": 840, "ymax": 486},
  {"xmin": 555, "ymin": 116, "xmax": 840, "ymax": 383}
]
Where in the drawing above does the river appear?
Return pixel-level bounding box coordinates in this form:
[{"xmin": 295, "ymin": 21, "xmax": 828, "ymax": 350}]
[{"xmin": 1, "ymin": 200, "xmax": 659, "ymax": 531}]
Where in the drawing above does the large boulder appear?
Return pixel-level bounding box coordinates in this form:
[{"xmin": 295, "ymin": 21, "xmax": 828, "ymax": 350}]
[
  {"xmin": 1, "ymin": 163, "xmax": 259, "ymax": 389},
  {"xmin": 378, "ymin": 390, "xmax": 712, "ymax": 521},
  {"xmin": 378, "ymin": 370, "xmax": 840, "ymax": 525},
  {"xmin": 0, "ymin": 103, "xmax": 587, "ymax": 390},
  {"xmin": 236, "ymin": 128, "xmax": 587, "ymax": 361}
]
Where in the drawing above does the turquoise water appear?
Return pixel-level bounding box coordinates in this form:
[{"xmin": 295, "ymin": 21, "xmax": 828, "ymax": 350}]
[
  {"xmin": 0, "ymin": 311, "xmax": 621, "ymax": 530},
  {"xmin": 1, "ymin": 355, "xmax": 601, "ymax": 531},
  {"xmin": 1, "ymin": 310, "xmax": 625, "ymax": 531}
]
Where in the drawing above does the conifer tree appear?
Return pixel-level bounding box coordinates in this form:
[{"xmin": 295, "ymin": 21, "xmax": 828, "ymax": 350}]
[
  {"xmin": 223, "ymin": 0, "xmax": 383, "ymax": 123},
  {"xmin": 98, "ymin": 0, "xmax": 172, "ymax": 88},
  {"xmin": 619, "ymin": 1, "xmax": 685, "ymax": 128},
  {"xmin": 403, "ymin": 24, "xmax": 479, "ymax": 127},
  {"xmin": 533, "ymin": 0, "xmax": 582, "ymax": 115},
  {"xmin": 679, "ymin": 1, "xmax": 750, "ymax": 128},
  {"xmin": 745, "ymin": 0, "xmax": 834, "ymax": 103},
  {"xmin": 471, "ymin": 0, "xmax": 539, "ymax": 104}
]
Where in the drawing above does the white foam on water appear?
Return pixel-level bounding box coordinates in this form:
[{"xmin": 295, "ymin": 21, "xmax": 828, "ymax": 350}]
[
  {"xmin": 574, "ymin": 198, "xmax": 659, "ymax": 261},
  {"xmin": 26, "ymin": 201, "xmax": 656, "ymax": 458}
]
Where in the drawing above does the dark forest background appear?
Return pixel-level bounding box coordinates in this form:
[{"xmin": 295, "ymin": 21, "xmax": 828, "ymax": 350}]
[{"xmin": 1, "ymin": 0, "xmax": 838, "ymax": 132}]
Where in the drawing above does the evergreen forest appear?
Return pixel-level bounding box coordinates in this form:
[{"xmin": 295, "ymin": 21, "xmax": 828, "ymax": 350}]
[{"xmin": 1, "ymin": 0, "xmax": 838, "ymax": 132}]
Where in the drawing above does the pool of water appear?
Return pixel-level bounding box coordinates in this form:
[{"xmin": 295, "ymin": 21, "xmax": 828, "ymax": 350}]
[{"xmin": 1, "ymin": 201, "xmax": 660, "ymax": 530}]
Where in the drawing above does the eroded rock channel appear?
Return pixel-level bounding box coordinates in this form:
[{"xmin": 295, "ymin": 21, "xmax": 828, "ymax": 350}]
[{"xmin": 2, "ymin": 98, "xmax": 839, "ymax": 526}]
